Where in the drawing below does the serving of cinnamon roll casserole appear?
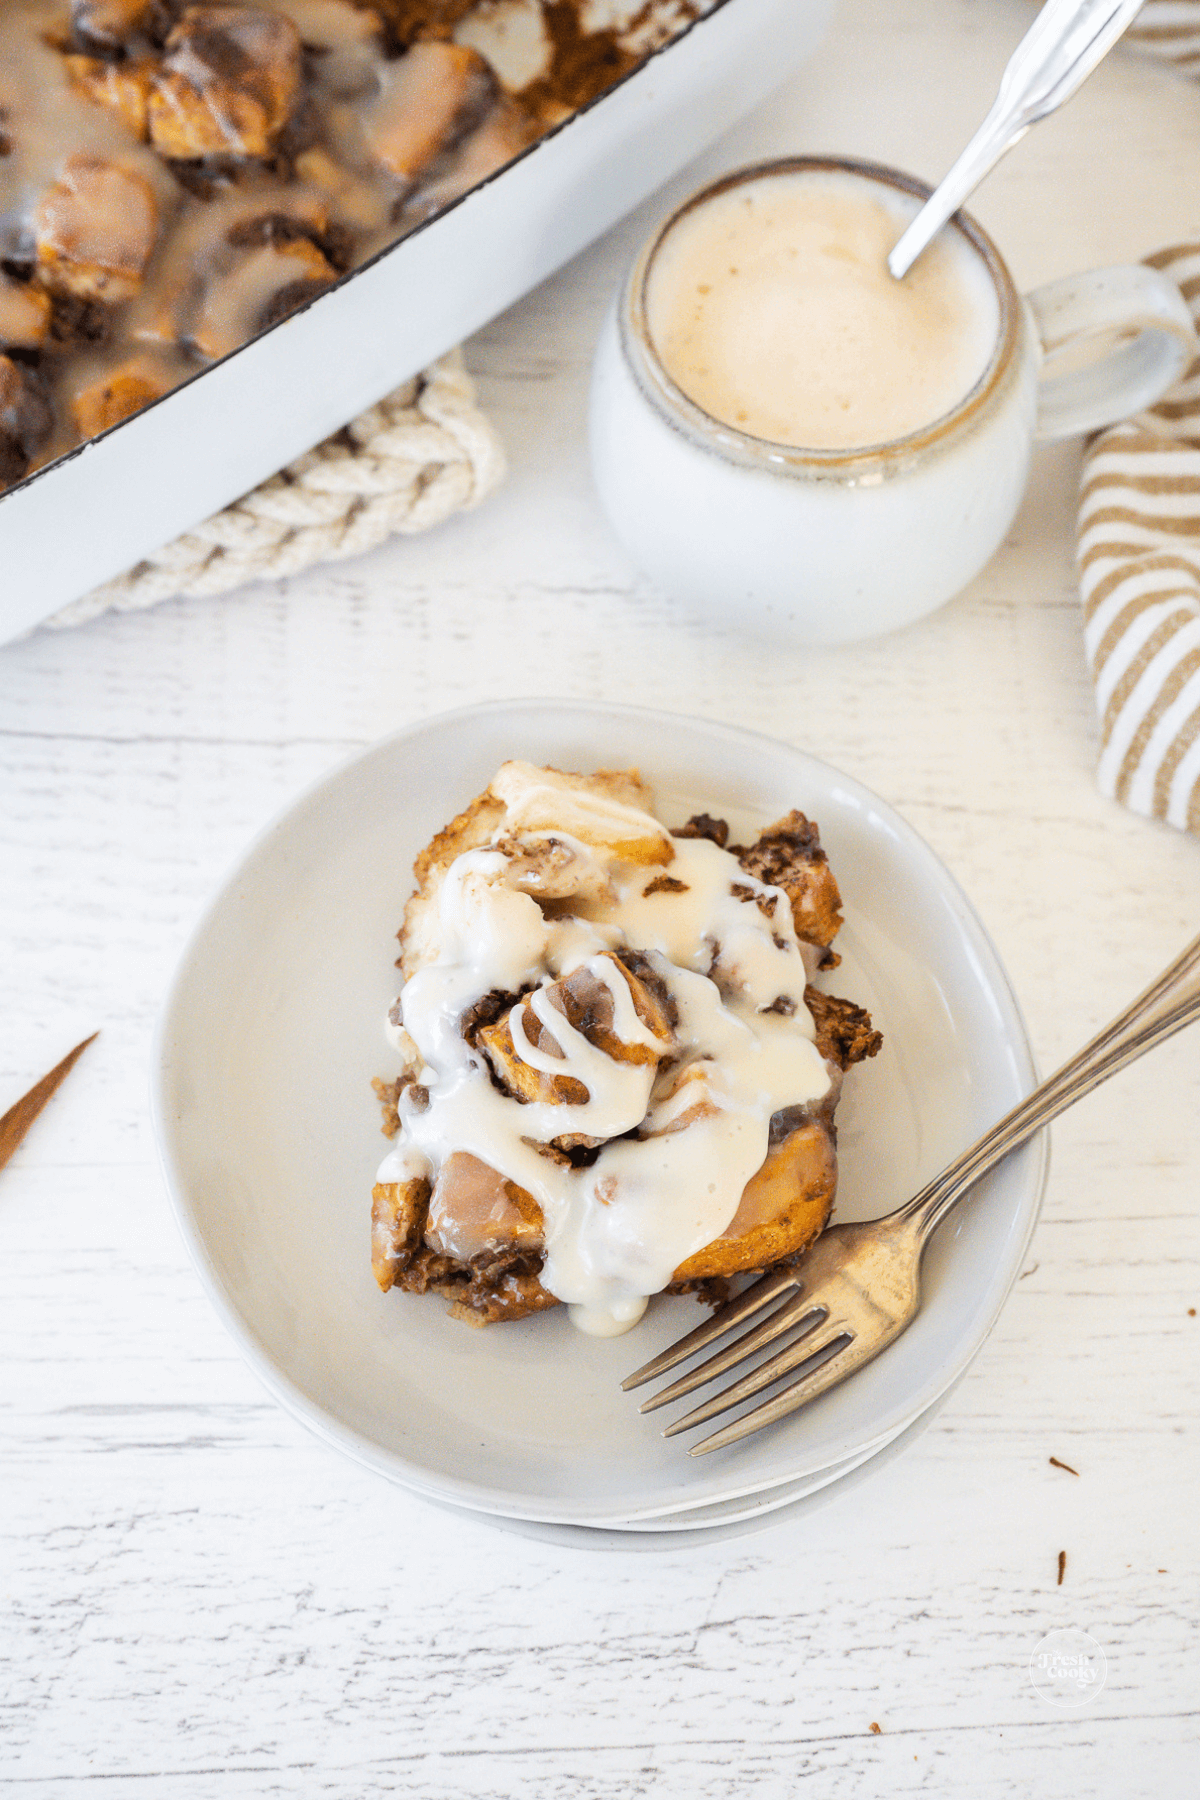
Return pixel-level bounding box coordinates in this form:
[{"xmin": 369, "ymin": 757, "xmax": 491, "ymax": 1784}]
[{"xmin": 371, "ymin": 761, "xmax": 881, "ymax": 1337}]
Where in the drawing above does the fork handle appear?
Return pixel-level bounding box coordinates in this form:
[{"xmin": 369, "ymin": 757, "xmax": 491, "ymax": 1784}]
[{"xmin": 901, "ymin": 929, "xmax": 1200, "ymax": 1241}]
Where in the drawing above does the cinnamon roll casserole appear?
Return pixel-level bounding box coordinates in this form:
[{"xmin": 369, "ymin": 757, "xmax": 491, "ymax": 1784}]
[
  {"xmin": 371, "ymin": 761, "xmax": 881, "ymax": 1336},
  {"xmin": 0, "ymin": 0, "xmax": 701, "ymax": 488}
]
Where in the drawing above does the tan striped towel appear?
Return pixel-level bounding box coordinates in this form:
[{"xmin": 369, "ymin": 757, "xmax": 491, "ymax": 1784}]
[
  {"xmin": 1124, "ymin": 0, "xmax": 1200, "ymax": 73},
  {"xmin": 1078, "ymin": 6, "xmax": 1200, "ymax": 834},
  {"xmin": 1078, "ymin": 246, "xmax": 1200, "ymax": 834}
]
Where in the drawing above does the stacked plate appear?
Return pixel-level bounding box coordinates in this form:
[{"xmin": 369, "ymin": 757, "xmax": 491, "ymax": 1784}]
[{"xmin": 153, "ymin": 702, "xmax": 1045, "ymax": 1548}]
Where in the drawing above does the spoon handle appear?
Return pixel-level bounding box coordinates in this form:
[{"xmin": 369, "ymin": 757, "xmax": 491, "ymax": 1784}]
[{"xmin": 887, "ymin": 0, "xmax": 1144, "ymax": 281}]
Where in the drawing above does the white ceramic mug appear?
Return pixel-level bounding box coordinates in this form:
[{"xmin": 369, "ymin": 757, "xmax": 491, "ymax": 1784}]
[{"xmin": 589, "ymin": 156, "xmax": 1198, "ymax": 644}]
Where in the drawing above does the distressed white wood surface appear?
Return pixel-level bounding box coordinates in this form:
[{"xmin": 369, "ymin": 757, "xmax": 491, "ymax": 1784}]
[{"xmin": 2, "ymin": 0, "xmax": 1199, "ymax": 1793}]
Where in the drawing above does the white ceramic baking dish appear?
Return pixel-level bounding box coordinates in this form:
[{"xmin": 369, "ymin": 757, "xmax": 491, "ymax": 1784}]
[{"xmin": 0, "ymin": 0, "xmax": 831, "ymax": 642}]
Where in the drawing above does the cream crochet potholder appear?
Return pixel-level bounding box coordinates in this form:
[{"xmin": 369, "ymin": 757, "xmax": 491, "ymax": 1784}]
[{"xmin": 43, "ymin": 349, "xmax": 505, "ymax": 631}]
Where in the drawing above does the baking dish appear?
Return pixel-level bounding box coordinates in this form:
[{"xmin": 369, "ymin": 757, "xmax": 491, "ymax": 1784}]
[{"xmin": 0, "ymin": 0, "xmax": 832, "ymax": 642}]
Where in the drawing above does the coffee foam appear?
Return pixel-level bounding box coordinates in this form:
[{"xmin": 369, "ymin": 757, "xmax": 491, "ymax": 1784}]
[{"xmin": 645, "ymin": 167, "xmax": 1001, "ymax": 451}]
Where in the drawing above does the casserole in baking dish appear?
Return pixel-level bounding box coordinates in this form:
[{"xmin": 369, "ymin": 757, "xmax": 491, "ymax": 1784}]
[{"xmin": 0, "ymin": 0, "xmax": 831, "ymax": 640}]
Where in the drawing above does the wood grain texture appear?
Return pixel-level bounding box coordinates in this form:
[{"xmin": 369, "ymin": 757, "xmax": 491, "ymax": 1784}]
[{"xmin": 1, "ymin": 0, "xmax": 1198, "ymax": 1793}]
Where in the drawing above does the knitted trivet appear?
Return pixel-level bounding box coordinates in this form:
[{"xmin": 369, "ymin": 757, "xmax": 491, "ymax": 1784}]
[{"xmin": 43, "ymin": 349, "xmax": 505, "ymax": 631}]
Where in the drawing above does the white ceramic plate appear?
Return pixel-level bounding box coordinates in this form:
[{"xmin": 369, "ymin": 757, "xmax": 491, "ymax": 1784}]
[
  {"xmin": 153, "ymin": 701, "xmax": 1045, "ymax": 1525},
  {"xmin": 444, "ymin": 1412, "xmax": 918, "ymax": 1542},
  {"xmin": 439, "ymin": 1379, "xmax": 963, "ymax": 1550}
]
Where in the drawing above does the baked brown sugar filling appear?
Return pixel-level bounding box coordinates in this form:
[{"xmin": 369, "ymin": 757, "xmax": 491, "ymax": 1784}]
[
  {"xmin": 371, "ymin": 764, "xmax": 881, "ymax": 1330},
  {"xmin": 0, "ymin": 0, "xmax": 698, "ymax": 487}
]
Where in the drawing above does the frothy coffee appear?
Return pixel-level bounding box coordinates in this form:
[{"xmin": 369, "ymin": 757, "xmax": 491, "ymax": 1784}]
[{"xmin": 644, "ymin": 167, "xmax": 1001, "ymax": 451}]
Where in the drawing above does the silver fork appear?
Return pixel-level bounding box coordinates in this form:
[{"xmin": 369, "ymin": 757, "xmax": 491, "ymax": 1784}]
[{"xmin": 624, "ymin": 930, "xmax": 1200, "ymax": 1456}]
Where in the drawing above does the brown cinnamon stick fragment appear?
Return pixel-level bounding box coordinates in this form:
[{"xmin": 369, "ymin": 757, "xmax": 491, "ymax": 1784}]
[
  {"xmin": 0, "ymin": 1033, "xmax": 99, "ymax": 1172},
  {"xmin": 1057, "ymin": 1550, "xmax": 1067, "ymax": 1585}
]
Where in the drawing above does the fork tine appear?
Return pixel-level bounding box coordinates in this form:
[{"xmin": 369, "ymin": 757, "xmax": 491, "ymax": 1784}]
[
  {"xmin": 637, "ymin": 1298, "xmax": 828, "ymax": 1414},
  {"xmin": 662, "ymin": 1326, "xmax": 854, "ymax": 1438},
  {"xmin": 620, "ymin": 1266, "xmax": 801, "ymax": 1392},
  {"xmin": 688, "ymin": 1332, "xmax": 883, "ymax": 1455}
]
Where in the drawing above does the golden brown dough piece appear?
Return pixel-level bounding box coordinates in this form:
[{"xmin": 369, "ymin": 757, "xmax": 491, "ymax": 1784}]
[
  {"xmin": 412, "ymin": 100, "xmax": 537, "ymax": 215},
  {"xmin": 372, "ymin": 1169, "xmax": 558, "ymax": 1325},
  {"xmin": 65, "ymin": 55, "xmax": 157, "ymax": 141},
  {"xmin": 426, "ymin": 1153, "xmax": 544, "ymax": 1257},
  {"xmin": 148, "ymin": 5, "xmax": 302, "ymax": 160},
  {"xmin": 672, "ymin": 1099, "xmax": 837, "ymax": 1283},
  {"xmin": 292, "ymin": 148, "xmax": 393, "ymax": 233},
  {"xmin": 371, "ymin": 1174, "xmax": 429, "ymax": 1291},
  {"xmin": 189, "ymin": 237, "xmax": 336, "ymax": 359},
  {"xmin": 34, "ymin": 158, "xmax": 159, "ymax": 303},
  {"xmin": 68, "ymin": 355, "xmax": 174, "ymax": 438},
  {"xmin": 363, "ymin": 41, "xmax": 494, "ymax": 179},
  {"xmin": 477, "ymin": 1008, "xmax": 590, "ymax": 1109},
  {"xmin": 0, "ymin": 277, "xmax": 51, "ymax": 351},
  {"xmin": 477, "ymin": 950, "xmax": 676, "ymax": 1112},
  {"xmin": 549, "ymin": 951, "xmax": 675, "ymax": 1065},
  {"xmin": 124, "ymin": 187, "xmax": 332, "ymax": 351}
]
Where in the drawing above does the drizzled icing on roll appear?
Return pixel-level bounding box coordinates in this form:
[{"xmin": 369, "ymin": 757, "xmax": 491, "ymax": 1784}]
[{"xmin": 377, "ymin": 761, "xmax": 833, "ymax": 1335}]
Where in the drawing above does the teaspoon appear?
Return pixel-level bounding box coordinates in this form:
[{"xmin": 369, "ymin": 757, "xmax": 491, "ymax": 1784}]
[{"xmin": 888, "ymin": 0, "xmax": 1145, "ymax": 280}]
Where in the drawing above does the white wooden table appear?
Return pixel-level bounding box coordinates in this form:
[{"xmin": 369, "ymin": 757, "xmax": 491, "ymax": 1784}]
[{"xmin": 3, "ymin": 0, "xmax": 1199, "ymax": 1792}]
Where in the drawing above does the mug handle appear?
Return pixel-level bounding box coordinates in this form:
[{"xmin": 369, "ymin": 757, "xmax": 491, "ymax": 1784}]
[{"xmin": 1027, "ymin": 264, "xmax": 1196, "ymax": 442}]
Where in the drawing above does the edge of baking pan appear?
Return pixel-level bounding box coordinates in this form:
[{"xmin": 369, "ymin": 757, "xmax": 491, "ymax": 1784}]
[{"xmin": 0, "ymin": 0, "xmax": 832, "ymax": 643}]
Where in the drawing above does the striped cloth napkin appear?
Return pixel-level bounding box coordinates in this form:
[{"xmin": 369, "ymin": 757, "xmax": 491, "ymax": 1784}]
[{"xmin": 1077, "ymin": 5, "xmax": 1200, "ymax": 835}]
